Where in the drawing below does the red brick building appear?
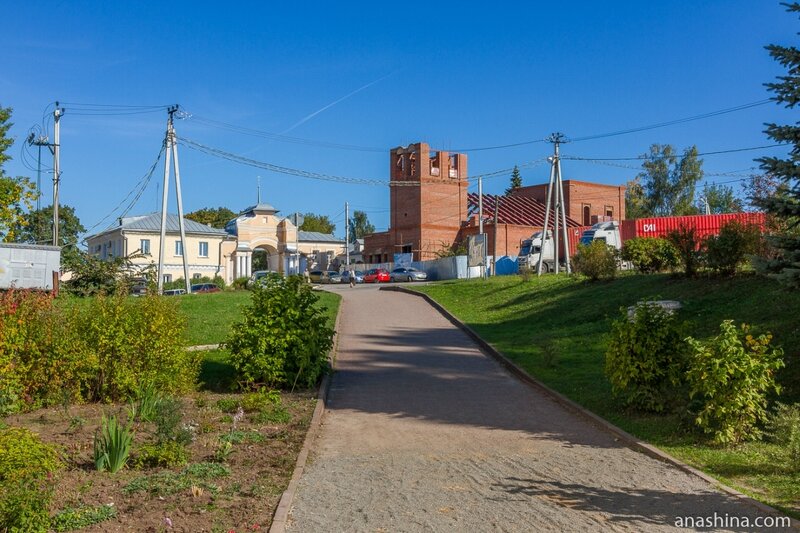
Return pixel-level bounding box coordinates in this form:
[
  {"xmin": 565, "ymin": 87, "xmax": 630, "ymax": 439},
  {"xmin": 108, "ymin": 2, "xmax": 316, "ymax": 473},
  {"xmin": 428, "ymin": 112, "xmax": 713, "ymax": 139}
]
[
  {"xmin": 510, "ymin": 180, "xmax": 626, "ymax": 226},
  {"xmin": 364, "ymin": 142, "xmax": 468, "ymax": 262},
  {"xmin": 363, "ymin": 143, "xmax": 626, "ymax": 262}
]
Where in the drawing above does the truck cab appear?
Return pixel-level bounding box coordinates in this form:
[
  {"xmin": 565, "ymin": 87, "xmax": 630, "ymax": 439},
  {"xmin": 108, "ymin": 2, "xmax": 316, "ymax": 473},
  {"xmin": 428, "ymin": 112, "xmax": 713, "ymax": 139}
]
[
  {"xmin": 579, "ymin": 221, "xmax": 623, "ymax": 250},
  {"xmin": 517, "ymin": 230, "xmax": 557, "ymax": 272}
]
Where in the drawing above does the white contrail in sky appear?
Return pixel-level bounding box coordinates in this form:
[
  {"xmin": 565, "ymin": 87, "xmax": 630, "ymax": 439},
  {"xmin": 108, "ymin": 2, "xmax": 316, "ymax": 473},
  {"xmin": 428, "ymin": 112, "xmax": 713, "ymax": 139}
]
[{"xmin": 281, "ymin": 72, "xmax": 396, "ymax": 134}]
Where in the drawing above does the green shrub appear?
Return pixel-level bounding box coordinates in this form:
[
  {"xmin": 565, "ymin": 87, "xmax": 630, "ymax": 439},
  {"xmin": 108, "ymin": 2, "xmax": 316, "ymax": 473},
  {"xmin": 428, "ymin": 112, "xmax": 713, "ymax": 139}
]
[
  {"xmin": 705, "ymin": 221, "xmax": 763, "ymax": 276},
  {"xmin": 667, "ymin": 225, "xmax": 705, "ymax": 277},
  {"xmin": 75, "ymin": 293, "xmax": 198, "ymax": 402},
  {"xmin": 227, "ymin": 276, "xmax": 334, "ymax": 389},
  {"xmin": 232, "ymin": 276, "xmax": 250, "ymax": 290},
  {"xmin": 94, "ymin": 414, "xmax": 134, "ymax": 473},
  {"xmin": 153, "ymin": 398, "xmax": 193, "ymax": 445},
  {"xmin": 0, "ymin": 427, "xmax": 63, "ymax": 533},
  {"xmin": 766, "ymin": 402, "xmax": 800, "ymax": 470},
  {"xmin": 605, "ymin": 303, "xmax": 688, "ymax": 412},
  {"xmin": 129, "ymin": 381, "xmax": 163, "ymax": 423},
  {"xmin": 621, "ymin": 237, "xmax": 680, "ymax": 273},
  {"xmin": 241, "ymin": 389, "xmax": 281, "ymax": 413},
  {"xmin": 132, "ymin": 441, "xmax": 190, "ymax": 468},
  {"xmin": 51, "ymin": 504, "xmax": 117, "ymax": 532},
  {"xmin": 215, "ymin": 397, "xmax": 240, "ymax": 413},
  {"xmin": 686, "ymin": 321, "xmax": 785, "ymax": 445},
  {"xmin": 572, "ymin": 241, "xmax": 619, "ymax": 281}
]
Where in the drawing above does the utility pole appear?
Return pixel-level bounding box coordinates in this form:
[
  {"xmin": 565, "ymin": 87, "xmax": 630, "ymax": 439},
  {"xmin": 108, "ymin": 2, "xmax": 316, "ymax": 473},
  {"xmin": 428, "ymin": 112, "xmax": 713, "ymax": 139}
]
[
  {"xmin": 157, "ymin": 105, "xmax": 191, "ymax": 295},
  {"xmin": 52, "ymin": 104, "xmax": 63, "ymax": 246},
  {"xmin": 537, "ymin": 133, "xmax": 571, "ymax": 276},
  {"xmin": 493, "ymin": 195, "xmax": 500, "ymax": 276},
  {"xmin": 27, "ymin": 133, "xmax": 51, "ymax": 212},
  {"xmin": 478, "ymin": 174, "xmax": 486, "ymax": 278},
  {"xmin": 345, "ymin": 201, "xmax": 350, "ymax": 268}
]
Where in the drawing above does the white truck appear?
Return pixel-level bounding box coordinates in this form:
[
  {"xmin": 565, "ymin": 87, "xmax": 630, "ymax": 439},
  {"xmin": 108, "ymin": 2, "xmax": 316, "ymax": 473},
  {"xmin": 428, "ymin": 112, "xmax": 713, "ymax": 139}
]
[
  {"xmin": 517, "ymin": 221, "xmax": 624, "ymax": 273},
  {"xmin": 578, "ymin": 220, "xmax": 623, "ymax": 249},
  {"xmin": 517, "ymin": 230, "xmax": 558, "ymax": 272}
]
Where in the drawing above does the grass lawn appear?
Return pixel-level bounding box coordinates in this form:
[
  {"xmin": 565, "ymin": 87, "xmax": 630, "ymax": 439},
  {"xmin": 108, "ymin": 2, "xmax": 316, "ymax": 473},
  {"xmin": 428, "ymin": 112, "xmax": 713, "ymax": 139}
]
[
  {"xmin": 179, "ymin": 289, "xmax": 341, "ymax": 346},
  {"xmin": 414, "ymin": 273, "xmax": 800, "ymax": 517}
]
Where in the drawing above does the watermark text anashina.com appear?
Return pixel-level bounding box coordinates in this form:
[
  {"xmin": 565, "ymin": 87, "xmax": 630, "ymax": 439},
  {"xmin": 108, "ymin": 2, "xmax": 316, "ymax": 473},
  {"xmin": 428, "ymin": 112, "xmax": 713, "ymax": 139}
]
[{"xmin": 675, "ymin": 512, "xmax": 791, "ymax": 529}]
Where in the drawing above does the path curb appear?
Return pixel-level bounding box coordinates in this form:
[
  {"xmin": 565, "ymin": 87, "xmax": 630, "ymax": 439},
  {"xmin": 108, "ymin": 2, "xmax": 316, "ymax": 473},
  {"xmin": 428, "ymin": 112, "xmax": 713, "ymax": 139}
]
[
  {"xmin": 382, "ymin": 285, "xmax": 797, "ymax": 527},
  {"xmin": 269, "ymin": 294, "xmax": 343, "ymax": 533}
]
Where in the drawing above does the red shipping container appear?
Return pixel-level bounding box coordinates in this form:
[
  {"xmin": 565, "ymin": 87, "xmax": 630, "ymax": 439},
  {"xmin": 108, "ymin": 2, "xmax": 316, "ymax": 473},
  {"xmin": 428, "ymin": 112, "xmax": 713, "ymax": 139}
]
[{"xmin": 620, "ymin": 213, "xmax": 765, "ymax": 242}]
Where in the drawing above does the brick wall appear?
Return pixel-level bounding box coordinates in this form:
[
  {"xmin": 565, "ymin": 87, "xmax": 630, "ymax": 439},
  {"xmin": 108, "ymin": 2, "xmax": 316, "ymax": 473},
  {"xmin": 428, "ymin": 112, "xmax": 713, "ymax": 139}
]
[{"xmin": 511, "ymin": 180, "xmax": 626, "ymax": 226}]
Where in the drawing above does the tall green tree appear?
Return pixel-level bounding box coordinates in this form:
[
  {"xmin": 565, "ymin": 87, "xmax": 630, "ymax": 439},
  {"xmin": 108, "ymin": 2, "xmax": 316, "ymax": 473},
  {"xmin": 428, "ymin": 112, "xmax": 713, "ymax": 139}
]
[
  {"xmin": 186, "ymin": 206, "xmax": 236, "ymax": 229},
  {"xmin": 9, "ymin": 204, "xmax": 85, "ymax": 265},
  {"xmin": 0, "ymin": 105, "xmax": 37, "ymax": 241},
  {"xmin": 755, "ymin": 2, "xmax": 800, "ymax": 288},
  {"xmin": 636, "ymin": 144, "xmax": 703, "ymax": 217},
  {"xmin": 349, "ymin": 210, "xmax": 375, "ymax": 241},
  {"xmin": 300, "ymin": 212, "xmax": 335, "ymax": 234},
  {"xmin": 698, "ymin": 183, "xmax": 743, "ymax": 214},
  {"xmin": 624, "ymin": 176, "xmax": 650, "ymax": 219},
  {"xmin": 504, "ymin": 165, "xmax": 523, "ymax": 196}
]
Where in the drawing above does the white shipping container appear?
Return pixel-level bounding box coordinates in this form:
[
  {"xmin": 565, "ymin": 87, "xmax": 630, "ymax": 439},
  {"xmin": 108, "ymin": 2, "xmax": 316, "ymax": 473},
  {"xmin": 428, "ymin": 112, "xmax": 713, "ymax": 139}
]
[{"xmin": 0, "ymin": 243, "xmax": 61, "ymax": 290}]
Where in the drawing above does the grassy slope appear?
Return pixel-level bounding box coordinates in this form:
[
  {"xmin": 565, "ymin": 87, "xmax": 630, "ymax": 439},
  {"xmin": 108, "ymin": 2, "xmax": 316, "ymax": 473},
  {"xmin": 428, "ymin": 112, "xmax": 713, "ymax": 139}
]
[{"xmin": 414, "ymin": 273, "xmax": 800, "ymax": 516}]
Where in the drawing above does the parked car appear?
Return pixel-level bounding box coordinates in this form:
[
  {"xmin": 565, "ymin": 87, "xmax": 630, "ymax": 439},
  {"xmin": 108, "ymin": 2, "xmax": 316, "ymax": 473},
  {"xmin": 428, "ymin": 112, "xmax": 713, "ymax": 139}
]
[
  {"xmin": 341, "ymin": 270, "xmax": 365, "ymax": 284},
  {"xmin": 248, "ymin": 270, "xmax": 278, "ymax": 287},
  {"xmin": 129, "ymin": 278, "xmax": 149, "ymax": 297},
  {"xmin": 163, "ymin": 288, "xmax": 186, "ymax": 296},
  {"xmin": 308, "ymin": 270, "xmax": 342, "ymax": 284},
  {"xmin": 363, "ymin": 268, "xmax": 390, "ymax": 283},
  {"xmin": 323, "ymin": 270, "xmax": 343, "ymax": 284},
  {"xmin": 191, "ymin": 283, "xmax": 221, "ymax": 294},
  {"xmin": 390, "ymin": 267, "xmax": 428, "ymax": 282}
]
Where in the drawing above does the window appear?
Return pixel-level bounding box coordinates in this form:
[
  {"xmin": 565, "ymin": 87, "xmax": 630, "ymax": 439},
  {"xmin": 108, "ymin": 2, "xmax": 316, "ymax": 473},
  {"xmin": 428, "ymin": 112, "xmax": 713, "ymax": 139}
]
[
  {"xmin": 402, "ymin": 244, "xmax": 412, "ymax": 254},
  {"xmin": 140, "ymin": 239, "xmax": 151, "ymax": 255},
  {"xmin": 193, "ymin": 273, "xmax": 202, "ymax": 279},
  {"xmin": 199, "ymin": 241, "xmax": 209, "ymax": 257},
  {"xmin": 163, "ymin": 274, "xmax": 172, "ymax": 284},
  {"xmin": 175, "ymin": 240, "xmax": 183, "ymax": 256},
  {"xmin": 582, "ymin": 204, "xmax": 591, "ymax": 226},
  {"xmin": 605, "ymin": 206, "xmax": 614, "ymax": 218}
]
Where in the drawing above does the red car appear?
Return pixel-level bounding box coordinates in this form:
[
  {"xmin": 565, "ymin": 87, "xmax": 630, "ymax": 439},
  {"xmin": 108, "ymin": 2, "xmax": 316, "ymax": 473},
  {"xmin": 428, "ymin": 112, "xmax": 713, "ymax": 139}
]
[{"xmin": 363, "ymin": 268, "xmax": 390, "ymax": 283}]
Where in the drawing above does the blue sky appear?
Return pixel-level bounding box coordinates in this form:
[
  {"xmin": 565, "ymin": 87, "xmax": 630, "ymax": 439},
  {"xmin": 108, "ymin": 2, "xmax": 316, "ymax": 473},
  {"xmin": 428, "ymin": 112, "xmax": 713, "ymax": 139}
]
[{"xmin": 2, "ymin": 1, "xmax": 798, "ymax": 239}]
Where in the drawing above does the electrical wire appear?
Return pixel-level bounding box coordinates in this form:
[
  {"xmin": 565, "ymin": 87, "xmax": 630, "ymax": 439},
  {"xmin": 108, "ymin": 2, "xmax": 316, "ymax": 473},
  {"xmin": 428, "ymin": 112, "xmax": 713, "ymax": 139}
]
[
  {"xmin": 562, "ymin": 144, "xmax": 783, "ymax": 162},
  {"xmin": 82, "ymin": 142, "xmax": 166, "ymax": 238}
]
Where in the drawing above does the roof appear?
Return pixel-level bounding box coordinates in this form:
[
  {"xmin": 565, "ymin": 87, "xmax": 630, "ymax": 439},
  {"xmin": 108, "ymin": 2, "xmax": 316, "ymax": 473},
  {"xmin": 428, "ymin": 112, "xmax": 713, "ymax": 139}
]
[
  {"xmin": 467, "ymin": 193, "xmax": 581, "ymax": 228},
  {"xmin": 298, "ymin": 231, "xmax": 345, "ymax": 243},
  {"xmin": 88, "ymin": 213, "xmax": 228, "ymax": 240},
  {"xmin": 241, "ymin": 202, "xmax": 278, "ymax": 214}
]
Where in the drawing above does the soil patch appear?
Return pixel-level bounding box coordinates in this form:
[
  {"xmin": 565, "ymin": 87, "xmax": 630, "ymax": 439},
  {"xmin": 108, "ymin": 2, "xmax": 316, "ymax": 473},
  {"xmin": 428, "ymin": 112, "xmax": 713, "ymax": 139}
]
[{"xmin": 3, "ymin": 391, "xmax": 316, "ymax": 532}]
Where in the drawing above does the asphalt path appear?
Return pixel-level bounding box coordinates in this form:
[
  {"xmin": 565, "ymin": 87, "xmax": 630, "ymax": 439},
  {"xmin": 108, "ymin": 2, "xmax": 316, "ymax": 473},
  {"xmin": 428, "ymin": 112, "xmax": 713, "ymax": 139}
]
[{"xmin": 287, "ymin": 283, "xmax": 792, "ymax": 532}]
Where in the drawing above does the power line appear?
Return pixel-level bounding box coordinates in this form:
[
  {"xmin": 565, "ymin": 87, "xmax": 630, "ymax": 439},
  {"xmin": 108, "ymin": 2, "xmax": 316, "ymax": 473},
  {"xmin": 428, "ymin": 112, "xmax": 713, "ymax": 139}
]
[{"xmin": 563, "ymin": 144, "xmax": 782, "ymax": 162}]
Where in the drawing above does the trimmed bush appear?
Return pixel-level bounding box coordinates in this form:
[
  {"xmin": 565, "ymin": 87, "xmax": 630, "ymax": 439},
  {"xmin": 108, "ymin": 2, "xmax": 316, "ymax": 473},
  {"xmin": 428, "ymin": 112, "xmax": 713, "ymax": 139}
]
[
  {"xmin": 705, "ymin": 220, "xmax": 763, "ymax": 276},
  {"xmin": 686, "ymin": 321, "xmax": 784, "ymax": 445},
  {"xmin": 605, "ymin": 302, "xmax": 688, "ymax": 412},
  {"xmin": 573, "ymin": 240, "xmax": 619, "ymax": 281},
  {"xmin": 621, "ymin": 237, "xmax": 679, "ymax": 273},
  {"xmin": 227, "ymin": 275, "xmax": 334, "ymax": 389}
]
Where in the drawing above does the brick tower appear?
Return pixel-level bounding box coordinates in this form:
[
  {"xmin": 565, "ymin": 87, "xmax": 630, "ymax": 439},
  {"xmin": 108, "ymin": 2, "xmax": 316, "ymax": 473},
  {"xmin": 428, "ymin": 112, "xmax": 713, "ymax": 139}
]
[{"xmin": 389, "ymin": 142, "xmax": 468, "ymax": 261}]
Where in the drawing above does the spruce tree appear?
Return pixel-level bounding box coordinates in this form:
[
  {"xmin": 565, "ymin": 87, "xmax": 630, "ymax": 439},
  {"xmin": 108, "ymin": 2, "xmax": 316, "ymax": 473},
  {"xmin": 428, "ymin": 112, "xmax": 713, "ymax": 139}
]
[
  {"xmin": 505, "ymin": 165, "xmax": 522, "ymax": 196},
  {"xmin": 756, "ymin": 2, "xmax": 800, "ymax": 288}
]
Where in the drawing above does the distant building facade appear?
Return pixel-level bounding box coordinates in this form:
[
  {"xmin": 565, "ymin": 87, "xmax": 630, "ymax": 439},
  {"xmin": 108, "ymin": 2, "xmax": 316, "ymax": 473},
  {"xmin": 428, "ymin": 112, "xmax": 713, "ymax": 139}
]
[{"xmin": 86, "ymin": 202, "xmax": 345, "ymax": 284}]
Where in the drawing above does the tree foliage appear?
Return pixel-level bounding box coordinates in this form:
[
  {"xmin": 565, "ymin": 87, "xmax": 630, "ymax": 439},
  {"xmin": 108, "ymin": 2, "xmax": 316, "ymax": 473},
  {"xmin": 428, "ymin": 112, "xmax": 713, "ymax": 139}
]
[
  {"xmin": 754, "ymin": 2, "xmax": 800, "ymax": 288},
  {"xmin": 0, "ymin": 105, "xmax": 37, "ymax": 241},
  {"xmin": 698, "ymin": 182, "xmax": 743, "ymax": 214},
  {"xmin": 8, "ymin": 204, "xmax": 85, "ymax": 265},
  {"xmin": 349, "ymin": 210, "xmax": 375, "ymax": 241},
  {"xmin": 300, "ymin": 212, "xmax": 335, "ymax": 234},
  {"xmin": 185, "ymin": 207, "xmax": 236, "ymax": 229},
  {"xmin": 505, "ymin": 165, "xmax": 523, "ymax": 196},
  {"xmin": 634, "ymin": 144, "xmax": 703, "ymax": 217}
]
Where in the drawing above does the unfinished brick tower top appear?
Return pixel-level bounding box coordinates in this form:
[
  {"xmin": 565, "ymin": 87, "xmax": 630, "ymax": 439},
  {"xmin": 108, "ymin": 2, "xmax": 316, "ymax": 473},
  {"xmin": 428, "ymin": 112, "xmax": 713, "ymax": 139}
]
[{"xmin": 388, "ymin": 142, "xmax": 468, "ymax": 261}]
